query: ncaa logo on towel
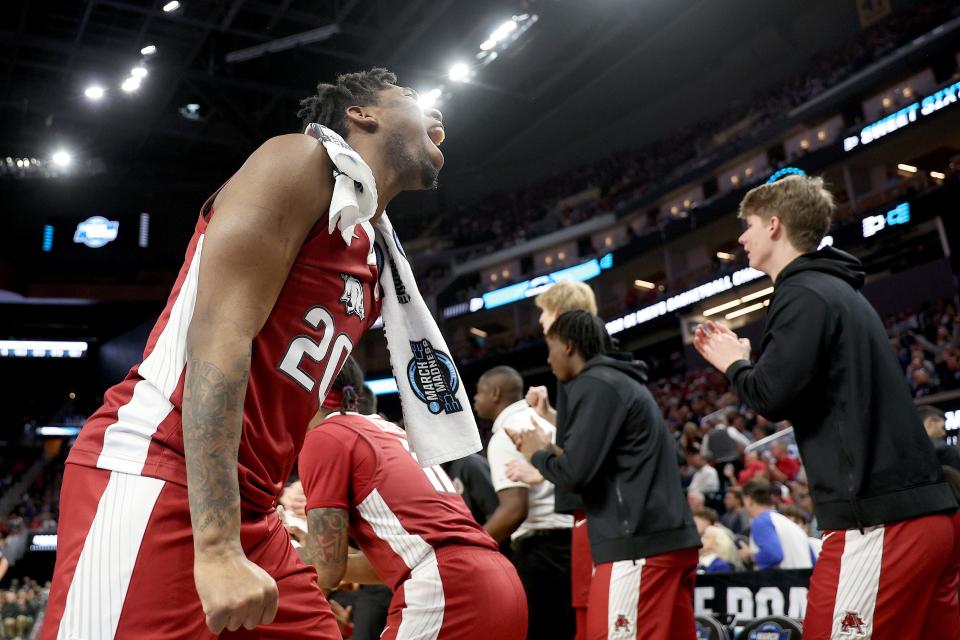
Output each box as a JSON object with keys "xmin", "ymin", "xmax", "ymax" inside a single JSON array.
[
  {"xmin": 340, "ymin": 274, "xmax": 365, "ymax": 321},
  {"xmin": 407, "ymin": 339, "xmax": 463, "ymax": 415},
  {"xmin": 748, "ymin": 622, "xmax": 790, "ymax": 640}
]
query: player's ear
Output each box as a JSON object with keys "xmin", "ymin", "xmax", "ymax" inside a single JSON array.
[
  {"xmin": 768, "ymin": 215, "xmax": 782, "ymax": 238},
  {"xmin": 345, "ymin": 105, "xmax": 379, "ymax": 134}
]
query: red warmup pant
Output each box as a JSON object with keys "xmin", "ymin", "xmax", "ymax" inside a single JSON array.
[
  {"xmin": 803, "ymin": 510, "xmax": 960, "ymax": 640},
  {"xmin": 42, "ymin": 464, "xmax": 340, "ymax": 640},
  {"xmin": 571, "ymin": 511, "xmax": 593, "ymax": 640},
  {"xmin": 379, "ymin": 545, "xmax": 528, "ymax": 640},
  {"xmin": 587, "ymin": 547, "xmax": 698, "ymax": 640}
]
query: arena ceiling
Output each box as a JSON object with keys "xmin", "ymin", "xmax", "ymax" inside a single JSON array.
[{"xmin": 1, "ymin": 0, "xmax": 886, "ymax": 211}]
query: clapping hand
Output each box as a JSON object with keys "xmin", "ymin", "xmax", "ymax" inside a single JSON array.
[
  {"xmin": 506, "ymin": 416, "xmax": 553, "ymax": 460},
  {"xmin": 505, "ymin": 459, "xmax": 545, "ymax": 485},
  {"xmin": 693, "ymin": 321, "xmax": 751, "ymax": 373}
]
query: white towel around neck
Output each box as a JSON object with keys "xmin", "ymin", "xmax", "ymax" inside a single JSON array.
[{"xmin": 305, "ymin": 123, "xmax": 481, "ymax": 465}]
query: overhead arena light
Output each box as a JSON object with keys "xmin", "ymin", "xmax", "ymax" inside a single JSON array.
[
  {"xmin": 418, "ymin": 88, "xmax": 442, "ymax": 109},
  {"xmin": 51, "ymin": 150, "xmax": 71, "ymax": 167},
  {"xmin": 140, "ymin": 44, "xmax": 157, "ymax": 55},
  {"xmin": 448, "ymin": 63, "xmax": 470, "ymax": 82},
  {"xmin": 931, "ymin": 171, "xmax": 946, "ymax": 180},
  {"xmin": 633, "ymin": 279, "xmax": 656, "ymax": 290},
  {"xmin": 121, "ymin": 77, "xmax": 141, "ymax": 93},
  {"xmin": 0, "ymin": 340, "xmax": 88, "ymax": 358},
  {"xmin": 84, "ymin": 85, "xmax": 105, "ymax": 101},
  {"xmin": 162, "ymin": 1, "xmax": 181, "ymax": 12},
  {"xmin": 130, "ymin": 66, "xmax": 148, "ymax": 78},
  {"xmin": 897, "ymin": 163, "xmax": 917, "ymax": 173},
  {"xmin": 179, "ymin": 103, "xmax": 202, "ymax": 121},
  {"xmin": 490, "ymin": 19, "xmax": 518, "ymax": 42},
  {"xmin": 469, "ymin": 327, "xmax": 488, "ymax": 338},
  {"xmin": 725, "ymin": 299, "xmax": 770, "ymax": 320},
  {"xmin": 716, "ymin": 251, "xmax": 735, "ymax": 261}
]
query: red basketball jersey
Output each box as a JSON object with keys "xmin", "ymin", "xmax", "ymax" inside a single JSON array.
[
  {"xmin": 299, "ymin": 413, "xmax": 498, "ymax": 590},
  {"xmin": 68, "ymin": 202, "xmax": 382, "ymax": 515}
]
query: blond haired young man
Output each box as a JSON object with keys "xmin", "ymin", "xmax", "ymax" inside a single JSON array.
[{"xmin": 695, "ymin": 175, "xmax": 959, "ymax": 639}]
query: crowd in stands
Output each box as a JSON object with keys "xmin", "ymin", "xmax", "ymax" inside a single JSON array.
[
  {"xmin": 887, "ymin": 299, "xmax": 960, "ymax": 397},
  {"xmin": 415, "ymin": 0, "xmax": 957, "ymax": 266},
  {"xmin": 0, "ymin": 578, "xmax": 47, "ymax": 640}
]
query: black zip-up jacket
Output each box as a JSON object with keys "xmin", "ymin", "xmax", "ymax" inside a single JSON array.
[
  {"xmin": 727, "ymin": 247, "xmax": 956, "ymax": 531},
  {"xmin": 531, "ymin": 355, "xmax": 700, "ymax": 563}
]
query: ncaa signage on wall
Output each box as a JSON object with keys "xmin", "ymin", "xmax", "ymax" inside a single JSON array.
[
  {"xmin": 843, "ymin": 80, "xmax": 960, "ymax": 152},
  {"xmin": 73, "ymin": 216, "xmax": 119, "ymax": 248}
]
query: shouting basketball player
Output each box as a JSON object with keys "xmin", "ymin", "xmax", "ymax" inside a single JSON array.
[
  {"xmin": 694, "ymin": 175, "xmax": 960, "ymax": 639},
  {"xmin": 295, "ymin": 357, "xmax": 528, "ymax": 640},
  {"xmin": 43, "ymin": 68, "xmax": 446, "ymax": 639}
]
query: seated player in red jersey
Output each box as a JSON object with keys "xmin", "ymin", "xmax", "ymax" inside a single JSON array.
[
  {"xmin": 43, "ymin": 68, "xmax": 446, "ymax": 640},
  {"xmin": 296, "ymin": 357, "xmax": 528, "ymax": 640}
]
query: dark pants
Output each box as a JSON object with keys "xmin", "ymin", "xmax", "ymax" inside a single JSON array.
[
  {"xmin": 512, "ymin": 528, "xmax": 575, "ymax": 640},
  {"xmin": 351, "ymin": 585, "xmax": 393, "ymax": 640}
]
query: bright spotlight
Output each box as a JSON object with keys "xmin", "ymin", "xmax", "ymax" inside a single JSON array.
[
  {"xmin": 52, "ymin": 150, "xmax": 72, "ymax": 167},
  {"xmin": 84, "ymin": 85, "xmax": 105, "ymax": 100},
  {"xmin": 140, "ymin": 44, "xmax": 157, "ymax": 55},
  {"xmin": 162, "ymin": 1, "xmax": 181, "ymax": 12},
  {"xmin": 448, "ymin": 63, "xmax": 469, "ymax": 82},
  {"xmin": 131, "ymin": 66, "xmax": 148, "ymax": 78},
  {"xmin": 490, "ymin": 19, "xmax": 517, "ymax": 42},
  {"xmin": 480, "ymin": 39, "xmax": 496, "ymax": 51},
  {"xmin": 121, "ymin": 77, "xmax": 141, "ymax": 93},
  {"xmin": 418, "ymin": 88, "xmax": 442, "ymax": 109}
]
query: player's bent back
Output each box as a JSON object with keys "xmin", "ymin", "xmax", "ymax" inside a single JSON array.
[{"xmin": 299, "ymin": 412, "xmax": 528, "ymax": 639}]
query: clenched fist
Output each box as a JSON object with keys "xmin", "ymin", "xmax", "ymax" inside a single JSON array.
[{"xmin": 195, "ymin": 549, "xmax": 279, "ymax": 633}]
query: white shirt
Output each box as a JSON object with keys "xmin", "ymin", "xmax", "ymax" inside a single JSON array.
[
  {"xmin": 688, "ymin": 464, "xmax": 720, "ymax": 495},
  {"xmin": 488, "ymin": 400, "xmax": 573, "ymax": 540}
]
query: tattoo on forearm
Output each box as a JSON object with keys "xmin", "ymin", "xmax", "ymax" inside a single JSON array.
[
  {"xmin": 183, "ymin": 355, "xmax": 250, "ymax": 543},
  {"xmin": 303, "ymin": 508, "xmax": 349, "ymax": 571}
]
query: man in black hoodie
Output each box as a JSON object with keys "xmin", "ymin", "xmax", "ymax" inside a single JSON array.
[
  {"xmin": 511, "ymin": 310, "xmax": 700, "ymax": 640},
  {"xmin": 694, "ymin": 175, "xmax": 960, "ymax": 639}
]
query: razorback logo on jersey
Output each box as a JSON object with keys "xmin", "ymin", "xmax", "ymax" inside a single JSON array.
[
  {"xmin": 614, "ymin": 614, "xmax": 631, "ymax": 633},
  {"xmin": 340, "ymin": 273, "xmax": 365, "ymax": 320},
  {"xmin": 840, "ymin": 611, "xmax": 866, "ymax": 635}
]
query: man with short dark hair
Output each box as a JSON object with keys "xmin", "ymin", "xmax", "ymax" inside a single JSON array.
[
  {"xmin": 695, "ymin": 175, "xmax": 960, "ymax": 639},
  {"xmin": 720, "ymin": 488, "xmax": 750, "ymax": 536},
  {"xmin": 512, "ymin": 311, "xmax": 700, "ymax": 640},
  {"xmin": 474, "ymin": 365, "xmax": 574, "ymax": 640}
]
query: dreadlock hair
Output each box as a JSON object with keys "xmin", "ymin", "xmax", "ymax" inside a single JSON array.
[
  {"xmin": 331, "ymin": 356, "xmax": 365, "ymax": 414},
  {"xmin": 357, "ymin": 383, "xmax": 377, "ymax": 415},
  {"xmin": 297, "ymin": 68, "xmax": 398, "ymax": 138},
  {"xmin": 546, "ymin": 310, "xmax": 613, "ymax": 361}
]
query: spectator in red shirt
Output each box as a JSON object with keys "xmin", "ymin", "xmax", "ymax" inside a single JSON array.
[
  {"xmin": 769, "ymin": 442, "xmax": 801, "ymax": 482},
  {"xmin": 737, "ymin": 450, "xmax": 769, "ymax": 485}
]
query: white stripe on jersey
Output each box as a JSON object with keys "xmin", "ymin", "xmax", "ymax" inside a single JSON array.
[
  {"xmin": 97, "ymin": 235, "xmax": 204, "ymax": 474},
  {"xmin": 395, "ymin": 551, "xmax": 444, "ymax": 640},
  {"xmin": 357, "ymin": 487, "xmax": 433, "ymax": 571},
  {"xmin": 357, "ymin": 488, "xmax": 445, "ymax": 638},
  {"xmin": 830, "ymin": 525, "xmax": 884, "ymax": 639},
  {"xmin": 608, "ymin": 559, "xmax": 644, "ymax": 639},
  {"xmin": 57, "ymin": 472, "xmax": 165, "ymax": 640}
]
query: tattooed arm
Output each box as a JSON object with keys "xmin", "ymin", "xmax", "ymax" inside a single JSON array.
[
  {"xmin": 184, "ymin": 134, "xmax": 334, "ymax": 634},
  {"xmin": 300, "ymin": 508, "xmax": 350, "ymax": 590}
]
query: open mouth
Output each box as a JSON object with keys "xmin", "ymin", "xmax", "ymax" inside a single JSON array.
[{"xmin": 428, "ymin": 124, "xmax": 445, "ymax": 147}]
